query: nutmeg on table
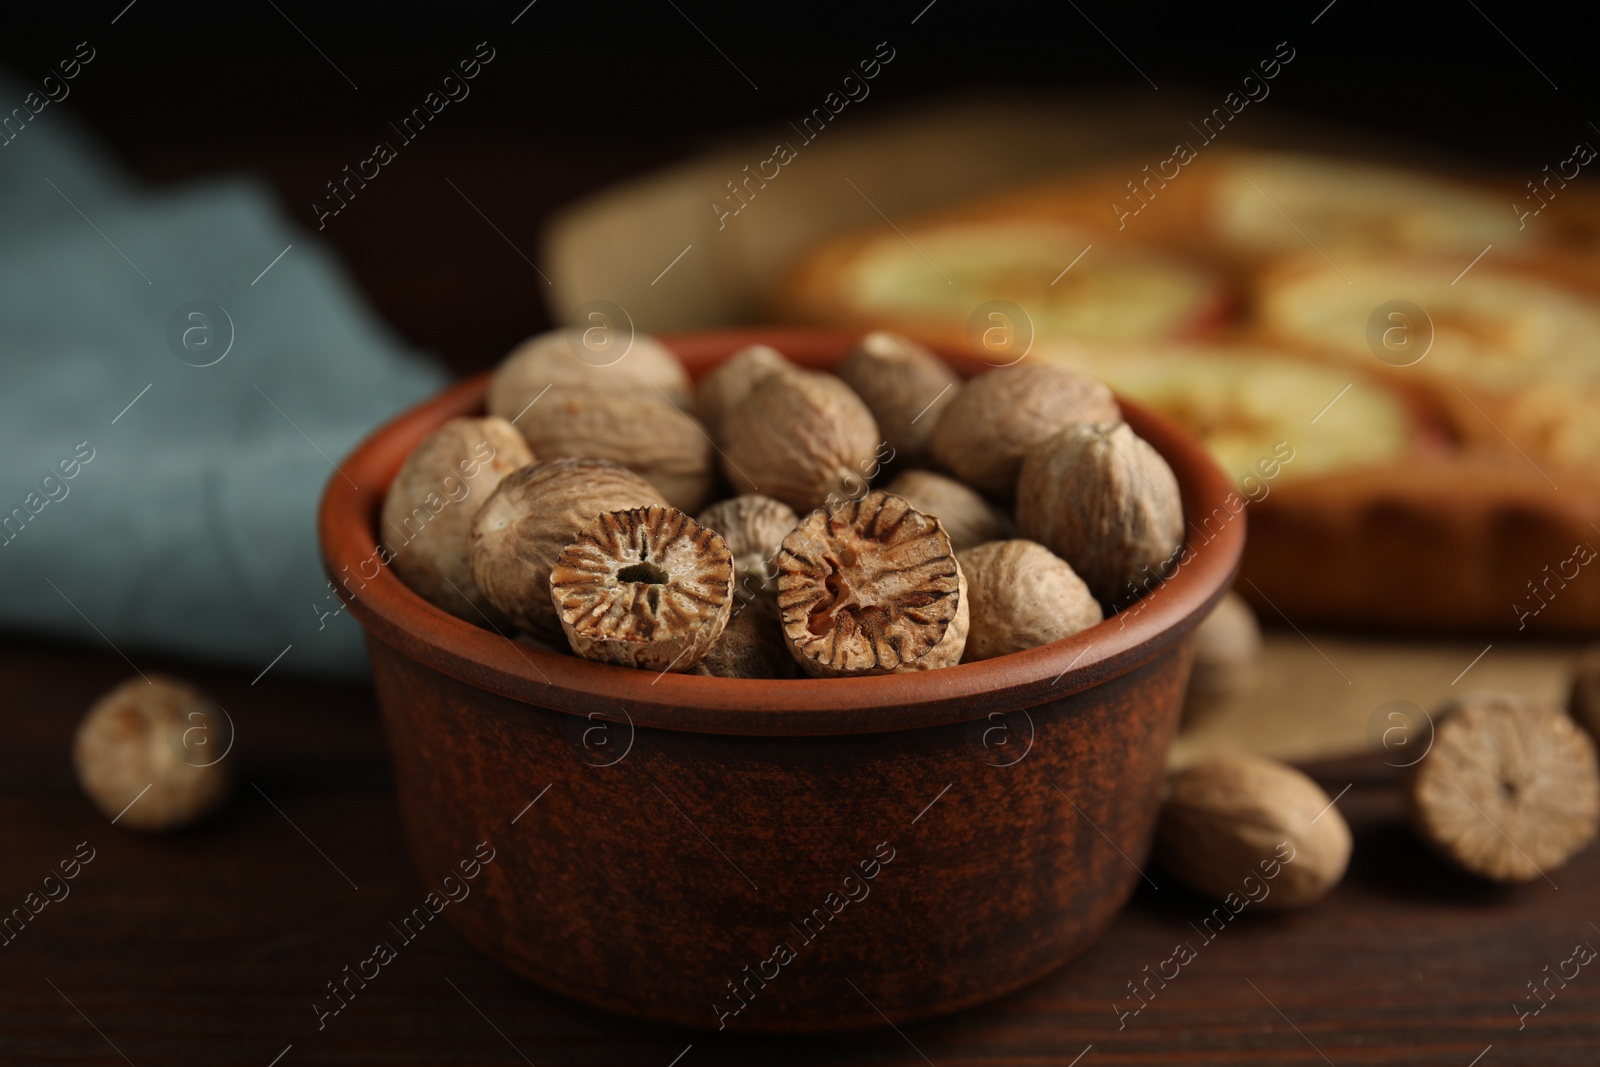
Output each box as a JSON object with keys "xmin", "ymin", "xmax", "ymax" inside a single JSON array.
[
  {"xmin": 1408, "ymin": 692, "xmax": 1599, "ymax": 883},
  {"xmin": 74, "ymin": 676, "xmax": 234, "ymax": 832},
  {"xmin": 1156, "ymin": 754, "xmax": 1351, "ymax": 910}
]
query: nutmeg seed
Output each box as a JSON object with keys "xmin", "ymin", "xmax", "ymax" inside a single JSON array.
[
  {"xmin": 1016, "ymin": 420, "xmax": 1184, "ymax": 607},
  {"xmin": 691, "ymin": 599, "xmax": 802, "ymax": 679},
  {"xmin": 885, "ymin": 469, "xmax": 1015, "ymax": 551},
  {"xmin": 73, "ymin": 676, "xmax": 234, "ymax": 832},
  {"xmin": 776, "ymin": 490, "xmax": 967, "ymax": 676},
  {"xmin": 381, "ymin": 416, "xmax": 533, "ymax": 621},
  {"xmin": 837, "ymin": 331, "xmax": 961, "ymax": 465},
  {"xmin": 929, "ymin": 363, "xmax": 1119, "ymax": 499},
  {"xmin": 720, "ymin": 368, "xmax": 880, "ymax": 512},
  {"xmin": 550, "ymin": 506, "xmax": 734, "ymax": 672},
  {"xmin": 510, "ymin": 387, "xmax": 714, "ymax": 513},
  {"xmin": 469, "ymin": 458, "xmax": 668, "ymax": 641},
  {"xmin": 1409, "ymin": 693, "xmax": 1600, "ymax": 883},
  {"xmin": 1156, "ymin": 755, "xmax": 1352, "ymax": 910},
  {"xmin": 697, "ymin": 494, "xmax": 799, "ymax": 606},
  {"xmin": 488, "ymin": 328, "xmax": 693, "ymax": 417},
  {"xmin": 956, "ymin": 540, "xmax": 1102, "ymax": 661},
  {"xmin": 1187, "ymin": 591, "xmax": 1262, "ymax": 698},
  {"xmin": 696, "ymin": 344, "xmax": 793, "ymax": 442}
]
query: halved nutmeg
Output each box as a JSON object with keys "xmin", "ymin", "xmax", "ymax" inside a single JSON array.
[
  {"xmin": 469, "ymin": 458, "xmax": 667, "ymax": 642},
  {"xmin": 776, "ymin": 490, "xmax": 967, "ymax": 677},
  {"xmin": 1408, "ymin": 693, "xmax": 1600, "ymax": 883},
  {"xmin": 550, "ymin": 506, "xmax": 735, "ymax": 672}
]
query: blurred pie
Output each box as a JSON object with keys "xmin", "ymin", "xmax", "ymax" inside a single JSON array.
[
  {"xmin": 859, "ymin": 150, "xmax": 1536, "ymax": 269},
  {"xmin": 1039, "ymin": 342, "xmax": 1422, "ymax": 488},
  {"xmin": 1191, "ymin": 151, "xmax": 1532, "ymax": 263},
  {"xmin": 773, "ymin": 217, "xmax": 1227, "ymax": 349},
  {"xmin": 1242, "ymin": 451, "xmax": 1600, "ymax": 634},
  {"xmin": 771, "ymin": 149, "xmax": 1600, "ymax": 634},
  {"xmin": 1255, "ymin": 254, "xmax": 1600, "ymax": 472}
]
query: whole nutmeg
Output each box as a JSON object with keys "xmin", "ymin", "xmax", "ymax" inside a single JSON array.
[
  {"xmin": 776, "ymin": 490, "xmax": 967, "ymax": 676},
  {"xmin": 1016, "ymin": 420, "xmax": 1184, "ymax": 607},
  {"xmin": 549, "ymin": 506, "xmax": 734, "ymax": 672},
  {"xmin": 1187, "ymin": 591, "xmax": 1263, "ymax": 697},
  {"xmin": 692, "ymin": 600, "xmax": 802, "ymax": 679},
  {"xmin": 929, "ymin": 364, "xmax": 1119, "ymax": 499},
  {"xmin": 837, "ymin": 331, "xmax": 961, "ymax": 465},
  {"xmin": 488, "ymin": 328, "xmax": 693, "ymax": 418},
  {"xmin": 1570, "ymin": 644, "xmax": 1600, "ymax": 744},
  {"xmin": 73, "ymin": 676, "xmax": 234, "ymax": 832},
  {"xmin": 696, "ymin": 344, "xmax": 793, "ymax": 442},
  {"xmin": 1409, "ymin": 693, "xmax": 1599, "ymax": 883},
  {"xmin": 956, "ymin": 540, "xmax": 1102, "ymax": 661},
  {"xmin": 696, "ymin": 494, "xmax": 799, "ymax": 605},
  {"xmin": 885, "ymin": 469, "xmax": 1015, "ymax": 551},
  {"xmin": 511, "ymin": 387, "xmax": 714, "ymax": 513},
  {"xmin": 1156, "ymin": 755, "xmax": 1352, "ymax": 910},
  {"xmin": 380, "ymin": 416, "xmax": 533, "ymax": 621},
  {"xmin": 720, "ymin": 369, "xmax": 881, "ymax": 512},
  {"xmin": 469, "ymin": 458, "xmax": 668, "ymax": 640}
]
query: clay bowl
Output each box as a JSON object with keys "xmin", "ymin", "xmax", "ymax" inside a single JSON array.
[{"xmin": 318, "ymin": 327, "xmax": 1245, "ymax": 1034}]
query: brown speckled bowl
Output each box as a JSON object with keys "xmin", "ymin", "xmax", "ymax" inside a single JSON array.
[{"xmin": 318, "ymin": 328, "xmax": 1245, "ymax": 1033}]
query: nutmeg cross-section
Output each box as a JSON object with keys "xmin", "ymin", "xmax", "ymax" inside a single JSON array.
[
  {"xmin": 777, "ymin": 490, "xmax": 968, "ymax": 677},
  {"xmin": 550, "ymin": 506, "xmax": 734, "ymax": 672}
]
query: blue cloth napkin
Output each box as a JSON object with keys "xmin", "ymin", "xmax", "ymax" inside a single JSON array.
[{"xmin": 0, "ymin": 74, "xmax": 448, "ymax": 678}]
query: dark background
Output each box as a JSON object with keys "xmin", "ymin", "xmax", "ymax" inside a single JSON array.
[{"xmin": 3, "ymin": 0, "xmax": 1594, "ymax": 369}]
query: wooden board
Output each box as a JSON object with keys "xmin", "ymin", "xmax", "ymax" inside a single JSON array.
[
  {"xmin": 4, "ymin": 638, "xmax": 1597, "ymax": 1066},
  {"xmin": 541, "ymin": 95, "xmax": 1407, "ymax": 334},
  {"xmin": 1172, "ymin": 631, "xmax": 1591, "ymax": 767}
]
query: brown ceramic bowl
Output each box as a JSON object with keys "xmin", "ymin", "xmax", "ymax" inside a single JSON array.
[{"xmin": 318, "ymin": 327, "xmax": 1245, "ymax": 1034}]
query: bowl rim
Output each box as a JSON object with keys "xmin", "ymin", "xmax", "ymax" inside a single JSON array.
[{"xmin": 318, "ymin": 327, "xmax": 1245, "ymax": 737}]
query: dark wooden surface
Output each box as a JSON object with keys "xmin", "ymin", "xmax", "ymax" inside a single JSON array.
[{"xmin": 3, "ymin": 637, "xmax": 1598, "ymax": 1065}]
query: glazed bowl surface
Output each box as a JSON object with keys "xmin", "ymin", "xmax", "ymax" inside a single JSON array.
[{"xmin": 317, "ymin": 327, "xmax": 1245, "ymax": 1033}]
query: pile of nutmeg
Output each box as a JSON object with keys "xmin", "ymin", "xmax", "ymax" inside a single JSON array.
[{"xmin": 383, "ymin": 328, "xmax": 1184, "ymax": 678}]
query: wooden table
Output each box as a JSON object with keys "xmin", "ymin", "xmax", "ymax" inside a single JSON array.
[{"xmin": 4, "ymin": 638, "xmax": 1596, "ymax": 1066}]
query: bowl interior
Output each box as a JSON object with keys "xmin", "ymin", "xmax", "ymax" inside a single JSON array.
[{"xmin": 318, "ymin": 328, "xmax": 1245, "ymax": 736}]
